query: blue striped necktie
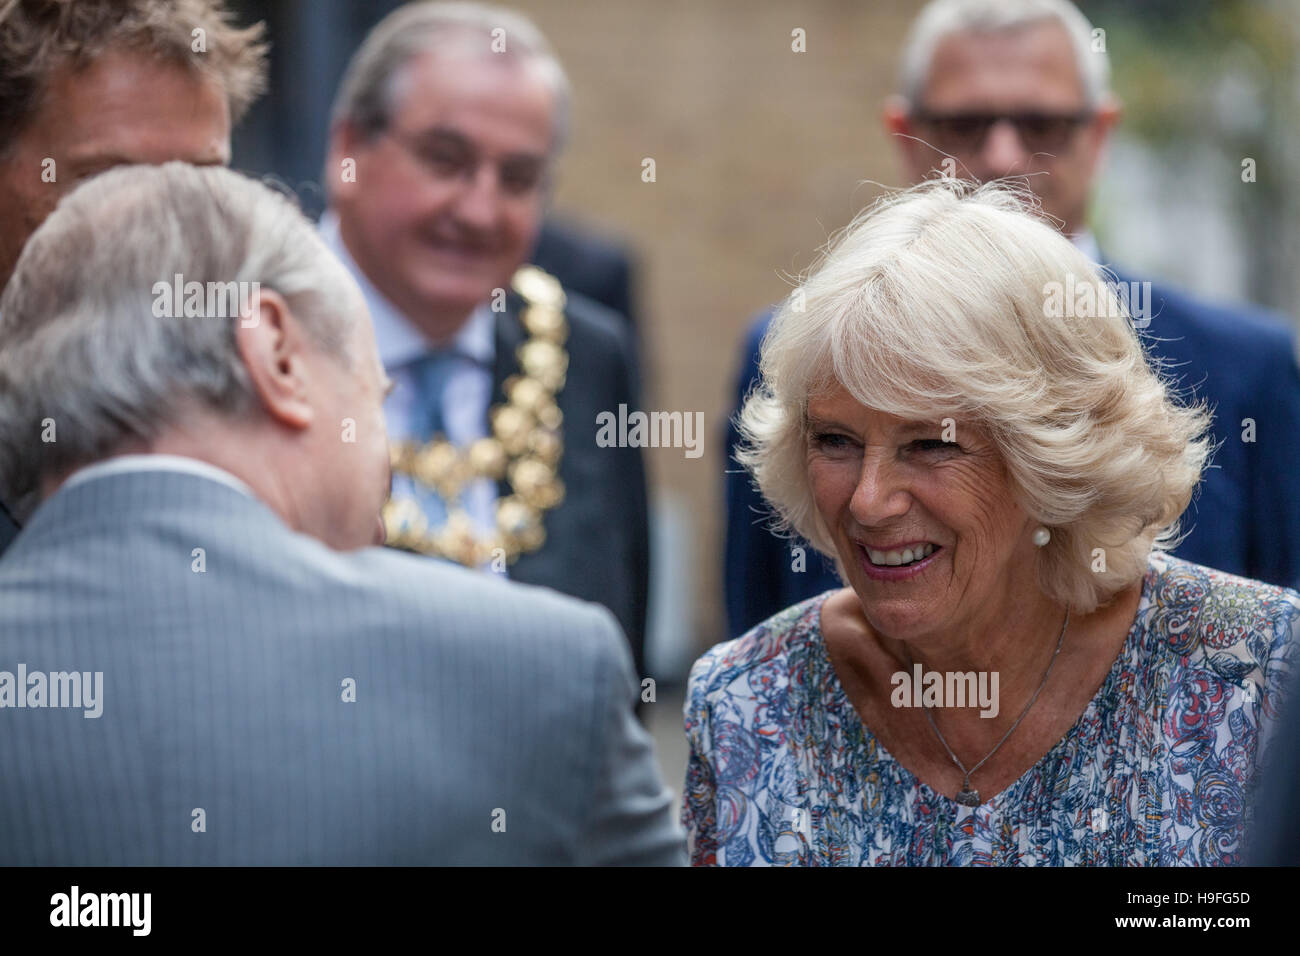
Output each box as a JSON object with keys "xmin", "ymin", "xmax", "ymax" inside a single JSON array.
[
  {"xmin": 406, "ymin": 349, "xmax": 465, "ymax": 529},
  {"xmin": 412, "ymin": 349, "xmax": 462, "ymax": 441}
]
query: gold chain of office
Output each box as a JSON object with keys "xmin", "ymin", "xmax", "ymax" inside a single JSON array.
[{"xmin": 381, "ymin": 265, "xmax": 569, "ymax": 567}]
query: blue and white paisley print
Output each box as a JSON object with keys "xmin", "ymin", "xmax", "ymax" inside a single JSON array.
[{"xmin": 682, "ymin": 554, "xmax": 1298, "ymax": 866}]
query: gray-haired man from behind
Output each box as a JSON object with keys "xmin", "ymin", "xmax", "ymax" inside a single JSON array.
[{"xmin": 0, "ymin": 162, "xmax": 685, "ymax": 866}]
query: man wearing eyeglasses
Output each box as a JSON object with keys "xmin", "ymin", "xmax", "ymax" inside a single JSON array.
[
  {"xmin": 320, "ymin": 2, "xmax": 649, "ymax": 676},
  {"xmin": 884, "ymin": 0, "xmax": 1117, "ymax": 250},
  {"xmin": 724, "ymin": 0, "xmax": 1300, "ymax": 637}
]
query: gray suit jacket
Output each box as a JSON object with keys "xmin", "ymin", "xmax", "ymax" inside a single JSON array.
[{"xmin": 0, "ymin": 468, "xmax": 685, "ymax": 865}]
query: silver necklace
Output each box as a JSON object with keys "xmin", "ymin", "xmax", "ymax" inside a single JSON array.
[{"xmin": 912, "ymin": 609, "xmax": 1069, "ymax": 807}]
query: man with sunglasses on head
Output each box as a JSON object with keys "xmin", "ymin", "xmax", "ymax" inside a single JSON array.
[{"xmin": 724, "ymin": 0, "xmax": 1300, "ymax": 637}]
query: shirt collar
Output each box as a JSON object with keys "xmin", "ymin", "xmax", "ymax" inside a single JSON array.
[
  {"xmin": 318, "ymin": 210, "xmax": 495, "ymax": 371},
  {"xmin": 62, "ymin": 454, "xmax": 256, "ymax": 498},
  {"xmin": 1071, "ymin": 229, "xmax": 1102, "ymax": 265}
]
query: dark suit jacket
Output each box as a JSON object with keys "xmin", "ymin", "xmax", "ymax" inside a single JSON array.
[
  {"xmin": 725, "ymin": 276, "xmax": 1300, "ymax": 638},
  {"xmin": 497, "ymin": 289, "xmax": 651, "ymax": 678},
  {"xmin": 532, "ymin": 218, "xmax": 637, "ymax": 331},
  {"xmin": 1249, "ymin": 670, "xmax": 1300, "ymax": 865},
  {"xmin": 532, "ymin": 219, "xmax": 644, "ymax": 389}
]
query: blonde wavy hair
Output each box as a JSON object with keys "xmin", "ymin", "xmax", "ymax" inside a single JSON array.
[{"xmin": 737, "ymin": 178, "xmax": 1213, "ymax": 613}]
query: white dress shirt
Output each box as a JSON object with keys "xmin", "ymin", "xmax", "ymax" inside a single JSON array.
[{"xmin": 1071, "ymin": 229, "xmax": 1102, "ymax": 265}]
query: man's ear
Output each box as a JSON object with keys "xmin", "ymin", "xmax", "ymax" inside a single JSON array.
[
  {"xmin": 1092, "ymin": 92, "xmax": 1123, "ymax": 137},
  {"xmin": 882, "ymin": 94, "xmax": 930, "ymax": 183},
  {"xmin": 235, "ymin": 289, "xmax": 315, "ymax": 431},
  {"xmin": 1082, "ymin": 92, "xmax": 1122, "ymax": 179}
]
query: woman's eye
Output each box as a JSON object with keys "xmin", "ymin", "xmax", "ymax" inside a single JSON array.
[
  {"xmin": 812, "ymin": 432, "xmax": 852, "ymax": 450},
  {"xmin": 913, "ymin": 438, "xmax": 958, "ymax": 452}
]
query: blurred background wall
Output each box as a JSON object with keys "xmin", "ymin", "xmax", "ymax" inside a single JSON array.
[{"xmin": 228, "ymin": 0, "xmax": 1300, "ymax": 678}]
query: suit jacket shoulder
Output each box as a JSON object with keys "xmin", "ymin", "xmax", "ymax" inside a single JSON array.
[
  {"xmin": 532, "ymin": 219, "xmax": 636, "ymax": 327},
  {"xmin": 493, "ymin": 287, "xmax": 651, "ymax": 671},
  {"xmin": 0, "ymin": 471, "xmax": 681, "ymax": 864},
  {"xmin": 1135, "ymin": 279, "xmax": 1298, "ymax": 383},
  {"xmin": 561, "ymin": 289, "xmax": 642, "ymax": 404}
]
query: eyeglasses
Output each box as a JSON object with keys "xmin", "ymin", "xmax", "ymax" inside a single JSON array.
[
  {"xmin": 910, "ymin": 110, "xmax": 1095, "ymax": 155},
  {"xmin": 382, "ymin": 126, "xmax": 550, "ymax": 200}
]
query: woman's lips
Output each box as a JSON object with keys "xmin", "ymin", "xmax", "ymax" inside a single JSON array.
[{"xmin": 857, "ymin": 542, "xmax": 942, "ymax": 581}]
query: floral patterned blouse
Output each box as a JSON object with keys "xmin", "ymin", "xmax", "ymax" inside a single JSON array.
[{"xmin": 682, "ymin": 553, "xmax": 1298, "ymax": 866}]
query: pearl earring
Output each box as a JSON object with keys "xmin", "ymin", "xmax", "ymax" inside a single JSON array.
[{"xmin": 1032, "ymin": 526, "xmax": 1051, "ymax": 547}]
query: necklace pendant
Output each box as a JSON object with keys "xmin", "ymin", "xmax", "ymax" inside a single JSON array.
[{"xmin": 955, "ymin": 784, "xmax": 981, "ymax": 807}]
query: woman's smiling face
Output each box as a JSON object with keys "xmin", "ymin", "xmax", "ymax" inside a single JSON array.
[{"xmin": 805, "ymin": 383, "xmax": 1040, "ymax": 642}]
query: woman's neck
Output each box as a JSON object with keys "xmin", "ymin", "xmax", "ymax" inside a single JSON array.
[{"xmin": 821, "ymin": 578, "xmax": 1142, "ymax": 759}]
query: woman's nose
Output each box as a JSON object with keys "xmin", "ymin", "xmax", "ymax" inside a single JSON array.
[{"xmin": 848, "ymin": 453, "xmax": 911, "ymax": 525}]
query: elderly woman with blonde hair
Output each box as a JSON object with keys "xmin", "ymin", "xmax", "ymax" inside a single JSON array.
[{"xmin": 684, "ymin": 179, "xmax": 1298, "ymax": 866}]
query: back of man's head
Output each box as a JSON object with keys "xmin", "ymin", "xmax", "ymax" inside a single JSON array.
[{"xmin": 0, "ymin": 163, "xmax": 363, "ymax": 524}]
